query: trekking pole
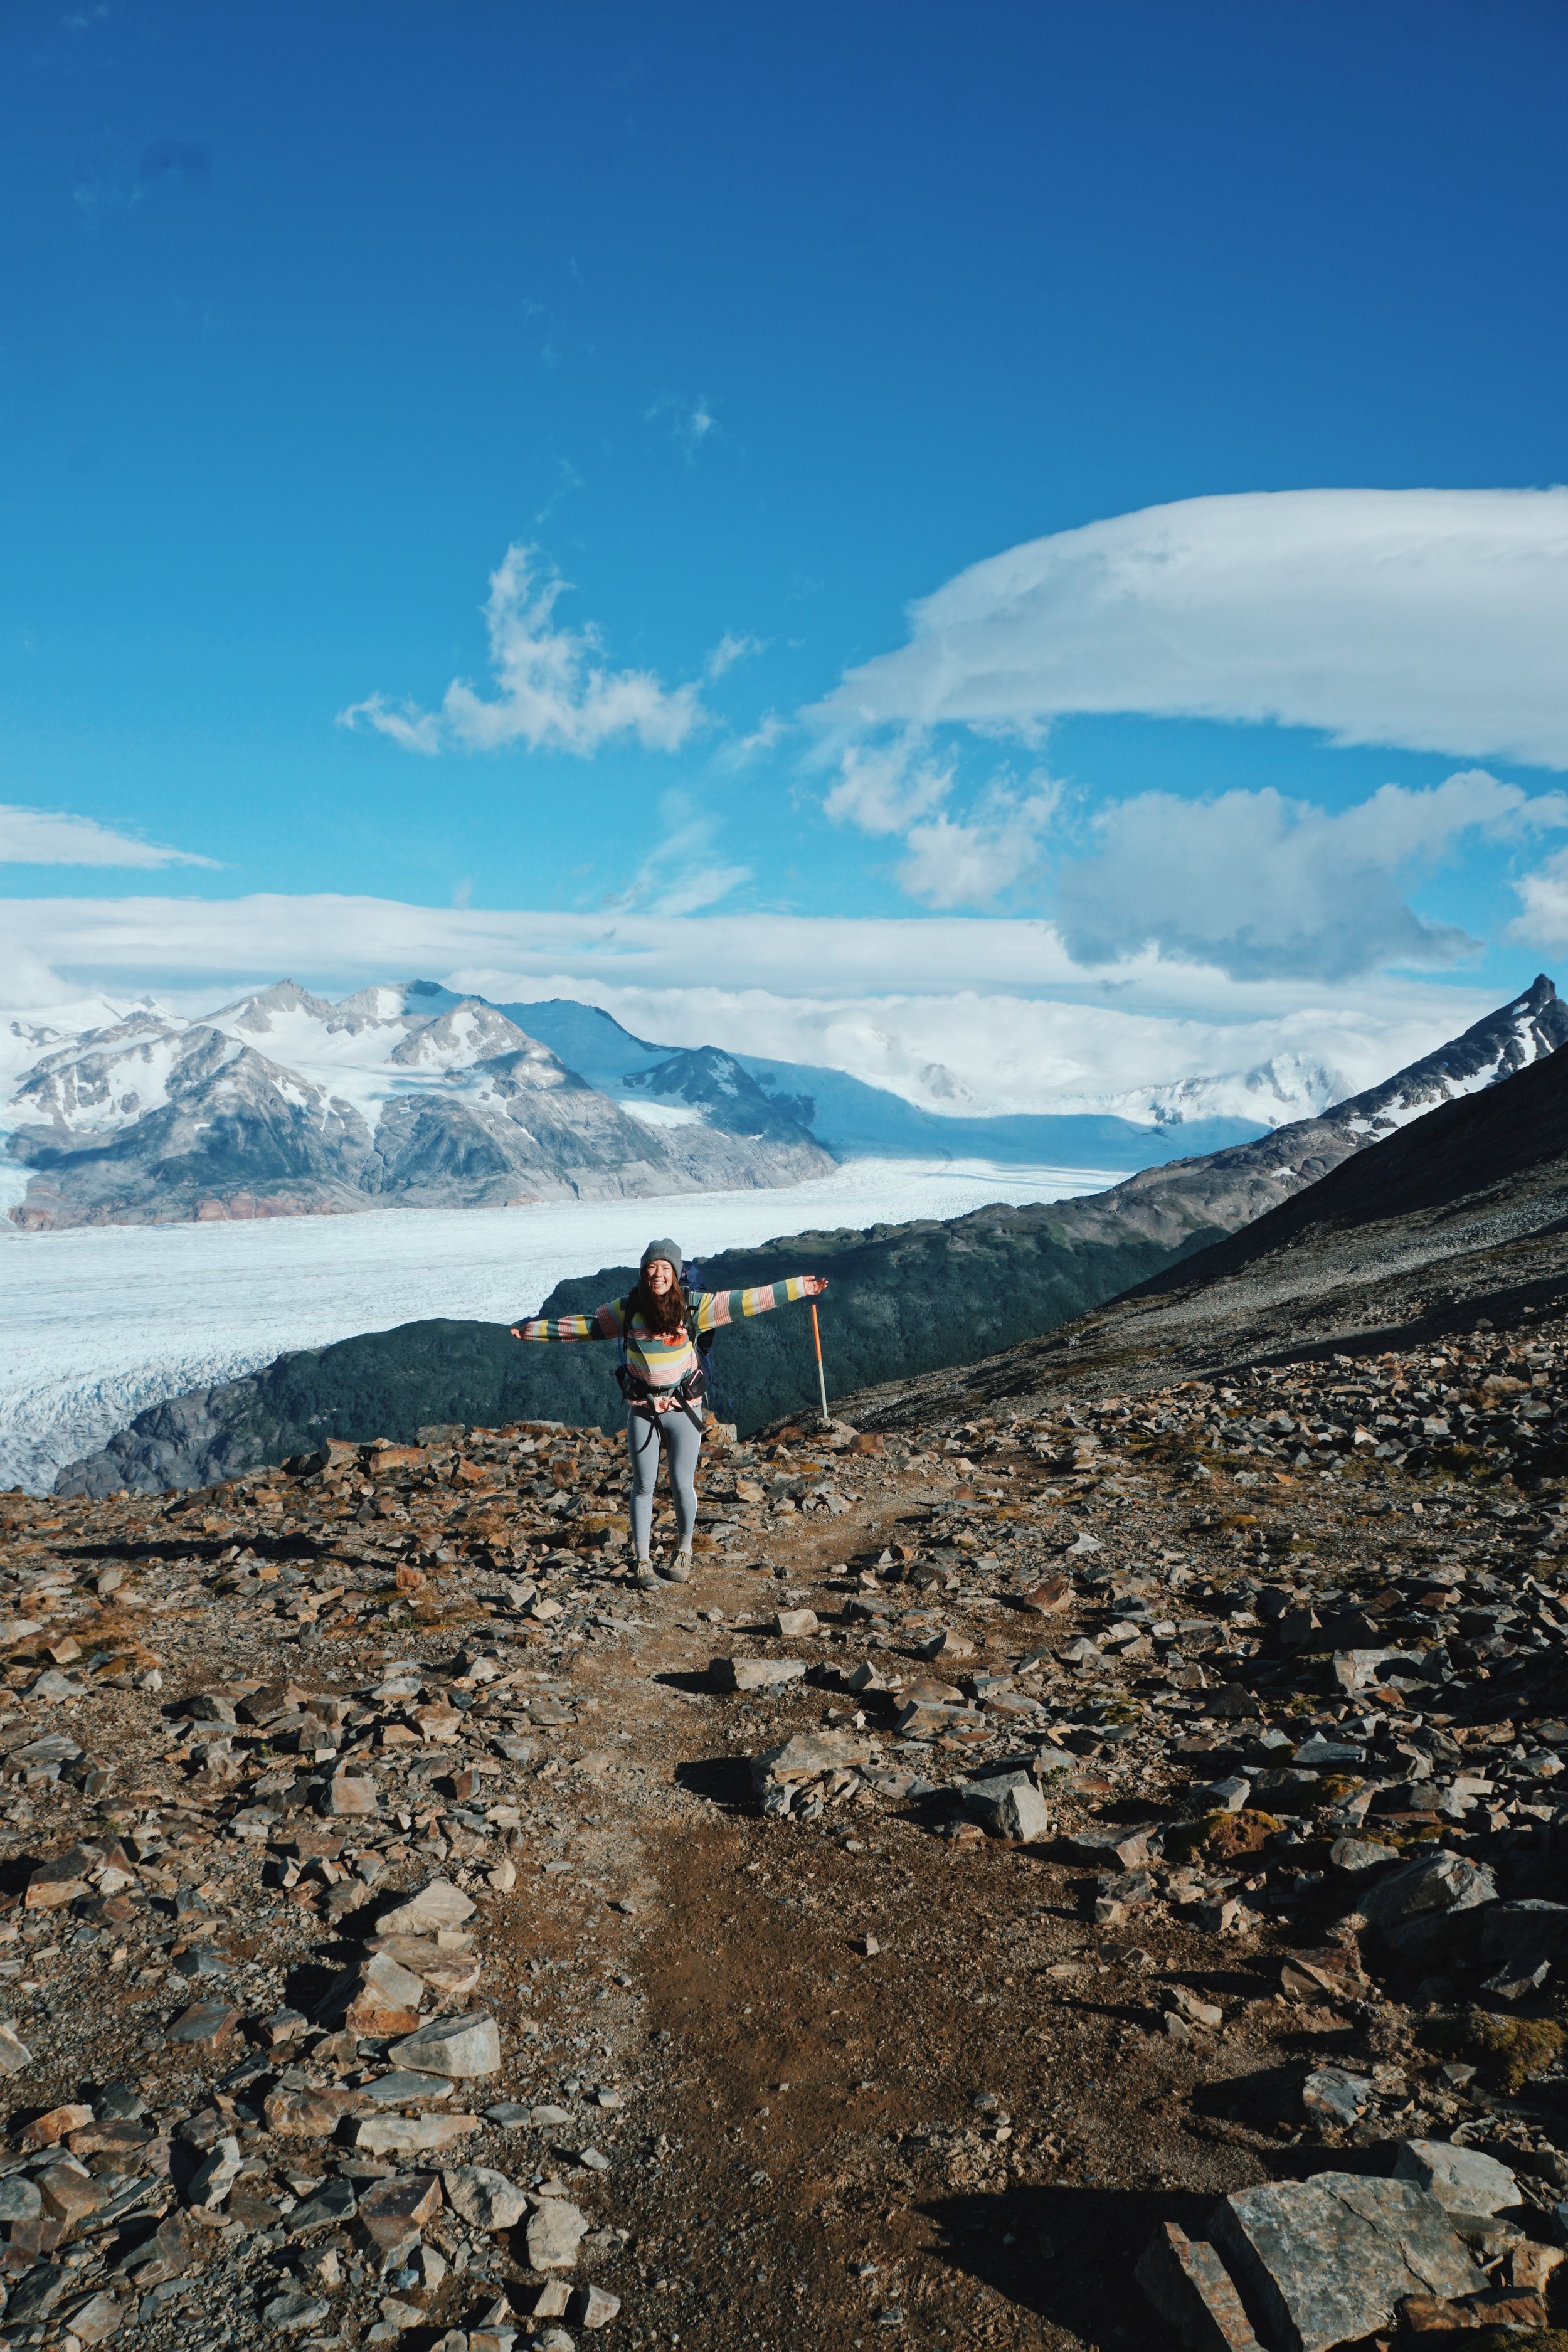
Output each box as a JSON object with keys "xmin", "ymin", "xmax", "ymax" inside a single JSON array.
[{"xmin": 810, "ymin": 1301, "xmax": 830, "ymax": 1426}]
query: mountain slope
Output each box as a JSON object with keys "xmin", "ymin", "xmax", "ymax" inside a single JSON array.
[
  {"xmin": 4, "ymin": 981, "xmax": 834, "ymax": 1229},
  {"xmin": 840, "ymin": 1011, "xmax": 1568, "ymax": 1429},
  {"xmin": 55, "ymin": 977, "xmax": 1565, "ymax": 1493}
]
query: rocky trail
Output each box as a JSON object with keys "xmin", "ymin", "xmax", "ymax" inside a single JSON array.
[{"xmin": 0, "ymin": 1311, "xmax": 1566, "ymax": 2352}]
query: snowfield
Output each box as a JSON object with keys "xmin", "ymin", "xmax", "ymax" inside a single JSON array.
[{"xmin": 2, "ymin": 1155, "xmax": 1119, "ymax": 1492}]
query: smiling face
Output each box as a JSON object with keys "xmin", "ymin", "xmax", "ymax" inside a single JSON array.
[{"xmin": 645, "ymin": 1258, "xmax": 677, "ymax": 1296}]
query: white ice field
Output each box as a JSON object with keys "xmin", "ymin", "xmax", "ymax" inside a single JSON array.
[{"xmin": 1, "ymin": 1155, "xmax": 1121, "ymax": 1493}]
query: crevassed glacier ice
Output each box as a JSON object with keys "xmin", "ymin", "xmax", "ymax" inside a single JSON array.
[{"xmin": 2, "ymin": 1156, "xmax": 1115, "ymax": 1491}]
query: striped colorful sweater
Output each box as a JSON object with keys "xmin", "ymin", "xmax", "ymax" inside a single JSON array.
[{"xmin": 518, "ymin": 1279, "xmax": 815, "ymax": 1394}]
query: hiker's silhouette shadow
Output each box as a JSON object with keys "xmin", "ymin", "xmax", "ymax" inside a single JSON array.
[
  {"xmin": 918, "ymin": 2183, "xmax": 1211, "ymax": 2338},
  {"xmin": 672, "ymin": 1754, "xmax": 755, "ymax": 1811}
]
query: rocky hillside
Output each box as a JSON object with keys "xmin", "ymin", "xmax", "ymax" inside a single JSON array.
[
  {"xmin": 1, "ymin": 1279, "xmax": 1566, "ymax": 2351},
  {"xmin": 55, "ymin": 980, "xmax": 1567, "ymax": 1497},
  {"xmin": 4, "ymin": 983, "xmax": 832, "ymax": 1231}
]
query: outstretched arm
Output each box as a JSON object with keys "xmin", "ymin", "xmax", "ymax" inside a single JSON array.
[
  {"xmin": 695, "ymin": 1273, "xmax": 827, "ymax": 1332},
  {"xmin": 511, "ymin": 1296, "xmax": 629, "ymax": 1343}
]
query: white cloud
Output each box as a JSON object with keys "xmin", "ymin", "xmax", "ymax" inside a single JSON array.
[
  {"xmin": 1057, "ymin": 770, "xmax": 1568, "ymax": 980},
  {"xmin": 898, "ymin": 785, "xmax": 1059, "ymax": 909},
  {"xmin": 340, "ymin": 543, "xmax": 706, "ymax": 758},
  {"xmin": 0, "ymin": 805, "xmax": 217, "ymax": 869},
  {"xmin": 824, "ymin": 733, "xmax": 955, "ymax": 836},
  {"xmin": 812, "ymin": 488, "xmax": 1568, "ymax": 767},
  {"xmin": 1512, "ymin": 848, "xmax": 1568, "ymax": 946},
  {"xmin": 718, "ymin": 711, "xmax": 790, "ymax": 768}
]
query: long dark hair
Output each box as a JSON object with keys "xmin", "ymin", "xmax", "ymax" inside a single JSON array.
[{"xmin": 630, "ymin": 1269, "xmax": 687, "ymax": 1335}]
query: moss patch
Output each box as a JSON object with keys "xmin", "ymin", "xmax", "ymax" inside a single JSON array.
[
  {"xmin": 1421, "ymin": 2008, "xmax": 1567, "ymax": 2092},
  {"xmin": 1168, "ymin": 1808, "xmax": 1283, "ymax": 1863}
]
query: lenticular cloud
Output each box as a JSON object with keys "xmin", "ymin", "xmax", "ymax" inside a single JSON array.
[{"xmin": 813, "ymin": 487, "xmax": 1568, "ymax": 768}]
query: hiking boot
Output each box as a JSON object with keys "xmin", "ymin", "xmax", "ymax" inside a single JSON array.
[
  {"xmin": 661, "ymin": 1551, "xmax": 692, "ymax": 1583},
  {"xmin": 633, "ymin": 1563, "xmax": 660, "ymax": 1590}
]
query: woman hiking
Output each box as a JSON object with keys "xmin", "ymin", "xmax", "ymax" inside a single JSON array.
[{"xmin": 511, "ymin": 1241, "xmax": 827, "ymax": 1587}]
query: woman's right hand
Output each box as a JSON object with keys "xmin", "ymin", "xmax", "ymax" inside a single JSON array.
[{"xmin": 509, "ymin": 1322, "xmax": 532, "ymax": 1341}]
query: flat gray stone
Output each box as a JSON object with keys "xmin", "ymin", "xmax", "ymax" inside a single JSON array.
[
  {"xmin": 362, "ymin": 2070, "xmax": 455, "ymax": 2108},
  {"xmin": 442, "ymin": 2164, "xmax": 527, "ymax": 2230},
  {"xmin": 1357, "ymin": 1849, "xmax": 1496, "ymax": 1959},
  {"xmin": 184, "ymin": 2133, "xmax": 242, "ymax": 2210},
  {"xmin": 527, "ymin": 2196, "xmax": 588, "ymax": 2270},
  {"xmin": 376, "ymin": 1878, "xmax": 477, "ymax": 1936},
  {"xmin": 287, "ymin": 2176, "xmax": 358, "ymax": 2232},
  {"xmin": 1210, "ymin": 2173, "xmax": 1486, "ymax": 2352},
  {"xmin": 712, "ymin": 1655, "xmax": 807, "ymax": 1692},
  {"xmin": 750, "ymin": 1729, "xmax": 871, "ymax": 1790},
  {"xmin": 388, "ymin": 2011, "xmax": 501, "ymax": 2079},
  {"xmin": 1393, "ymin": 2139, "xmax": 1519, "ymax": 2217},
  {"xmin": 263, "ymin": 2290, "xmax": 332, "ymax": 2332},
  {"xmin": 1136, "ymin": 2219, "xmax": 1265, "ymax": 2351},
  {"xmin": 1328, "ymin": 1836, "xmax": 1397, "ymax": 1874},
  {"xmin": 0, "ymin": 2175, "xmax": 43, "ymax": 2221},
  {"xmin": 1301, "ymin": 2068, "xmax": 1372, "ymax": 2126}
]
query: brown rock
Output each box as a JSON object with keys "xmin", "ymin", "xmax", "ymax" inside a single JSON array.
[
  {"xmin": 21, "ymin": 2104, "xmax": 94, "ymax": 2148},
  {"xmin": 24, "ymin": 1848, "xmax": 97, "ymax": 1910},
  {"xmin": 1019, "ymin": 1576, "xmax": 1072, "ymax": 1616},
  {"xmin": 320, "ymin": 1770, "xmax": 379, "ymax": 1817},
  {"xmin": 166, "ymin": 2001, "xmax": 241, "ymax": 2049},
  {"xmin": 263, "ymin": 2085, "xmax": 366, "ymax": 2138},
  {"xmin": 1401, "ymin": 2288, "xmax": 1548, "ymax": 2332},
  {"xmin": 38, "ymin": 2165, "xmax": 104, "ymax": 2225},
  {"xmin": 354, "ymin": 2170, "xmax": 443, "ymax": 2265}
]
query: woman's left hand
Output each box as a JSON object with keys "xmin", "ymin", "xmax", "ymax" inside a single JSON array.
[{"xmin": 803, "ymin": 1274, "xmax": 829, "ymax": 1297}]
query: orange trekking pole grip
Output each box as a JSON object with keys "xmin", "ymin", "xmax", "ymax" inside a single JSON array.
[{"xmin": 810, "ymin": 1300, "xmax": 830, "ymax": 1425}]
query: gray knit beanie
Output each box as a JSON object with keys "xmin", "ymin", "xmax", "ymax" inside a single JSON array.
[{"xmin": 640, "ymin": 1238, "xmax": 684, "ymax": 1276}]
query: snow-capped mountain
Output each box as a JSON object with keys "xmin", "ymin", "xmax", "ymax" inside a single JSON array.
[
  {"xmin": 2, "ymin": 981, "xmax": 832, "ymax": 1231},
  {"xmin": 6, "ymin": 972, "xmax": 1562, "ymax": 1232}
]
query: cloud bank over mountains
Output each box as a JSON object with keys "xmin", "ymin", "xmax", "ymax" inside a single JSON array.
[{"xmin": 0, "ymin": 886, "xmax": 1503, "ymax": 1129}]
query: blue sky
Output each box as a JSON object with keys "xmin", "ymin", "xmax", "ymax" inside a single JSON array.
[{"xmin": 4, "ymin": 0, "xmax": 1568, "ymax": 1101}]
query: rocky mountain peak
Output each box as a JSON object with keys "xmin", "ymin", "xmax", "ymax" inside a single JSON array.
[{"xmin": 1329, "ymin": 972, "xmax": 1567, "ymax": 1139}]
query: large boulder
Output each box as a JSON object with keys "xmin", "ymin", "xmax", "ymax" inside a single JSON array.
[
  {"xmin": 1357, "ymin": 1848, "xmax": 1496, "ymax": 1962},
  {"xmin": 1209, "ymin": 2173, "xmax": 1485, "ymax": 2352}
]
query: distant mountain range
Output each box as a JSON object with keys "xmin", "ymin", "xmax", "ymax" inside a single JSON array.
[
  {"xmin": 492, "ymin": 992, "xmax": 1265, "ymax": 1168},
  {"xmin": 8, "ymin": 971, "xmax": 1563, "ymax": 1235},
  {"xmin": 1, "ymin": 980, "xmax": 834, "ymax": 1230},
  {"xmin": 56, "ymin": 975, "xmax": 1568, "ymax": 1492}
]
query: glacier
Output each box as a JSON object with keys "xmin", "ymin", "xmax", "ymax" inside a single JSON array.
[{"xmin": 1, "ymin": 1154, "xmax": 1119, "ymax": 1492}]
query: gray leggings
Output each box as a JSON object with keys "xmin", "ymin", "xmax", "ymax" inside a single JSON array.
[{"xmin": 626, "ymin": 1407, "xmax": 702, "ymax": 1556}]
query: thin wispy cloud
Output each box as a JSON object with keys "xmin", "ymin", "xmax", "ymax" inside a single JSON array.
[
  {"xmin": 0, "ymin": 804, "xmax": 217, "ymax": 869},
  {"xmin": 813, "ymin": 488, "xmax": 1568, "ymax": 768},
  {"xmin": 607, "ymin": 789, "xmax": 750, "ymax": 916},
  {"xmin": 645, "ymin": 393, "xmax": 719, "ymax": 462},
  {"xmin": 340, "ymin": 543, "xmax": 706, "ymax": 758},
  {"xmin": 704, "ymin": 632, "xmax": 763, "ymax": 682}
]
